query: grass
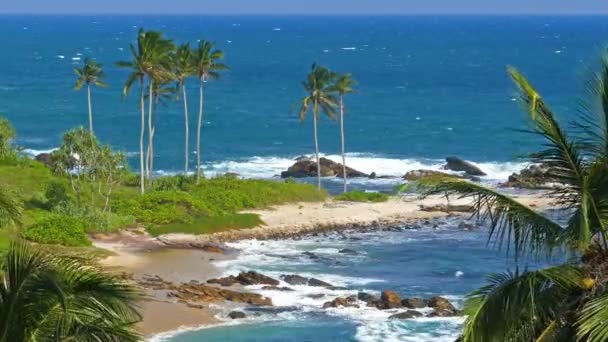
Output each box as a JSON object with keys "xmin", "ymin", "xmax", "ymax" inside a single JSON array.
[
  {"xmin": 147, "ymin": 213, "xmax": 263, "ymax": 236},
  {"xmin": 334, "ymin": 190, "xmax": 389, "ymax": 203}
]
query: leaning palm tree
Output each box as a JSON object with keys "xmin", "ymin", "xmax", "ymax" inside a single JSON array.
[
  {"xmin": 0, "ymin": 241, "xmax": 142, "ymax": 341},
  {"xmin": 330, "ymin": 73, "xmax": 356, "ymax": 193},
  {"xmin": 117, "ymin": 29, "xmax": 173, "ymax": 194},
  {"xmin": 295, "ymin": 63, "xmax": 338, "ymax": 190},
  {"xmin": 174, "ymin": 43, "xmax": 196, "ymax": 174},
  {"xmin": 74, "ymin": 58, "xmax": 108, "ymax": 134},
  {"xmin": 192, "ymin": 40, "xmax": 228, "ymax": 184},
  {"xmin": 412, "ymin": 59, "xmax": 608, "ymax": 341}
]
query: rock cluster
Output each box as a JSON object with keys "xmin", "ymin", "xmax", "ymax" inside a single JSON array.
[
  {"xmin": 207, "ymin": 271, "xmax": 280, "ymax": 287},
  {"xmin": 280, "ymin": 157, "xmax": 368, "ymax": 178},
  {"xmin": 403, "ymin": 169, "xmax": 464, "ymax": 181},
  {"xmin": 280, "ymin": 274, "xmax": 345, "ymax": 290},
  {"xmin": 500, "ymin": 164, "xmax": 554, "ymax": 189}
]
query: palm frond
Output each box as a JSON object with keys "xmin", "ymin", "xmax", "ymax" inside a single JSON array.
[{"xmin": 577, "ymin": 293, "xmax": 608, "ymax": 341}]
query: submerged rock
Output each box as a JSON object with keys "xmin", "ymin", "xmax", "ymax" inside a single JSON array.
[
  {"xmin": 338, "ymin": 248, "xmax": 357, "ymax": 255},
  {"xmin": 322, "ymin": 296, "xmax": 360, "ymax": 309},
  {"xmin": 389, "ymin": 310, "xmax": 423, "ymax": 319},
  {"xmin": 443, "ymin": 157, "xmax": 486, "ymax": 176},
  {"xmin": 280, "ymin": 274, "xmax": 309, "ymax": 286},
  {"xmin": 228, "ymin": 311, "xmax": 246, "ymax": 319}
]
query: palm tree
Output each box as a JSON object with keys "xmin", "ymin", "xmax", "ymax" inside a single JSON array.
[
  {"xmin": 117, "ymin": 28, "xmax": 173, "ymax": 194},
  {"xmin": 74, "ymin": 58, "xmax": 108, "ymax": 134},
  {"xmin": 0, "ymin": 241, "xmax": 142, "ymax": 341},
  {"xmin": 330, "ymin": 74, "xmax": 356, "ymax": 193},
  {"xmin": 192, "ymin": 40, "xmax": 228, "ymax": 184},
  {"xmin": 413, "ymin": 60, "xmax": 608, "ymax": 341},
  {"xmin": 174, "ymin": 43, "xmax": 196, "ymax": 175},
  {"xmin": 145, "ymin": 80, "xmax": 177, "ymax": 185},
  {"xmin": 296, "ymin": 63, "xmax": 338, "ymax": 190}
]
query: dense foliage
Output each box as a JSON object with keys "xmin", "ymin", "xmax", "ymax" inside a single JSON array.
[{"xmin": 335, "ymin": 189, "xmax": 388, "ymax": 203}]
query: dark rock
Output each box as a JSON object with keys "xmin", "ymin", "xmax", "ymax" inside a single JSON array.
[
  {"xmin": 338, "ymin": 248, "xmax": 357, "ymax": 255},
  {"xmin": 322, "ymin": 296, "xmax": 360, "ymax": 309},
  {"xmin": 458, "ymin": 221, "xmax": 474, "ymax": 230},
  {"xmin": 358, "ymin": 292, "xmax": 380, "ymax": 307},
  {"xmin": 35, "ymin": 153, "xmax": 53, "ymax": 167},
  {"xmin": 307, "ymin": 278, "xmax": 333, "ymax": 288},
  {"xmin": 206, "ymin": 275, "xmax": 239, "ymax": 287},
  {"xmin": 261, "ymin": 286, "xmax": 294, "ymax": 291},
  {"xmin": 499, "ymin": 164, "xmax": 554, "ymax": 189},
  {"xmin": 236, "ymin": 271, "xmax": 280, "ymax": 286},
  {"xmin": 389, "ymin": 310, "xmax": 423, "ymax": 319},
  {"xmin": 427, "ymin": 308, "xmax": 458, "ymax": 317},
  {"xmin": 302, "ymin": 251, "xmax": 319, "ymax": 259},
  {"xmin": 379, "ymin": 290, "xmax": 401, "ymax": 309},
  {"xmin": 368, "ymin": 172, "xmax": 377, "ymax": 179},
  {"xmin": 443, "ymin": 157, "xmax": 486, "ymax": 176},
  {"xmin": 401, "ymin": 298, "xmax": 426, "ymax": 309},
  {"xmin": 280, "ymin": 157, "xmax": 368, "ymax": 178},
  {"xmin": 280, "ymin": 274, "xmax": 309, "ymax": 286},
  {"xmin": 228, "ymin": 311, "xmax": 246, "ymax": 319}
]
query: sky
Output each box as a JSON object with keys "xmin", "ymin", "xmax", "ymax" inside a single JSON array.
[{"xmin": 0, "ymin": 0, "xmax": 606, "ymax": 15}]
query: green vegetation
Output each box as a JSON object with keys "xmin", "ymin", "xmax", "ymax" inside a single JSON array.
[
  {"xmin": 147, "ymin": 213, "xmax": 262, "ymax": 236},
  {"xmin": 335, "ymin": 190, "xmax": 388, "ymax": 203},
  {"xmin": 411, "ymin": 62, "xmax": 608, "ymax": 341},
  {"xmin": 22, "ymin": 213, "xmax": 91, "ymax": 247},
  {"xmin": 0, "ymin": 242, "xmax": 141, "ymax": 341}
]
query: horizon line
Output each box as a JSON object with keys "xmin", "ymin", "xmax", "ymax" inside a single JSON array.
[{"xmin": 0, "ymin": 12, "xmax": 606, "ymax": 16}]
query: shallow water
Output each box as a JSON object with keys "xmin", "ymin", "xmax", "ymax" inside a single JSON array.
[{"xmin": 160, "ymin": 218, "xmax": 552, "ymax": 341}]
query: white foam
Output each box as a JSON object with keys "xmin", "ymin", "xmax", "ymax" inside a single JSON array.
[
  {"xmin": 341, "ymin": 47, "xmax": 357, "ymax": 50},
  {"xmin": 22, "ymin": 147, "xmax": 58, "ymax": 156}
]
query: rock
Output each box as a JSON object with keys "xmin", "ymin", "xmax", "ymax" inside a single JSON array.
[
  {"xmin": 358, "ymin": 292, "xmax": 380, "ymax": 307},
  {"xmin": 401, "ymin": 298, "xmax": 426, "ymax": 309},
  {"xmin": 261, "ymin": 286, "xmax": 294, "ymax": 291},
  {"xmin": 206, "ymin": 275, "xmax": 239, "ymax": 287},
  {"xmin": 280, "ymin": 157, "xmax": 368, "ymax": 178},
  {"xmin": 302, "ymin": 251, "xmax": 319, "ymax": 259},
  {"xmin": 228, "ymin": 311, "xmax": 246, "ymax": 319},
  {"xmin": 171, "ymin": 283, "xmax": 272, "ymax": 306},
  {"xmin": 499, "ymin": 164, "xmax": 554, "ymax": 188},
  {"xmin": 389, "ymin": 310, "xmax": 423, "ymax": 319},
  {"xmin": 443, "ymin": 157, "xmax": 486, "ymax": 176},
  {"xmin": 368, "ymin": 172, "xmax": 377, "ymax": 179},
  {"xmin": 338, "ymin": 248, "xmax": 357, "ymax": 255},
  {"xmin": 322, "ymin": 296, "xmax": 360, "ymax": 309},
  {"xmin": 427, "ymin": 308, "xmax": 458, "ymax": 317},
  {"xmin": 280, "ymin": 274, "xmax": 309, "ymax": 286},
  {"xmin": 403, "ymin": 169, "xmax": 463, "ymax": 181},
  {"xmin": 379, "ymin": 290, "xmax": 402, "ymax": 309},
  {"xmin": 294, "ymin": 155, "xmax": 311, "ymax": 162},
  {"xmin": 236, "ymin": 271, "xmax": 280, "ymax": 286},
  {"xmin": 35, "ymin": 153, "xmax": 53, "ymax": 167},
  {"xmin": 201, "ymin": 244, "xmax": 226, "ymax": 254},
  {"xmin": 458, "ymin": 221, "xmax": 474, "ymax": 230},
  {"xmin": 307, "ymin": 278, "xmax": 333, "ymax": 288},
  {"xmin": 427, "ymin": 296, "xmax": 456, "ymax": 312}
]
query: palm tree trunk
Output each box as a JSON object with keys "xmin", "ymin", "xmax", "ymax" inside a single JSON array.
[
  {"xmin": 87, "ymin": 84, "xmax": 93, "ymax": 134},
  {"xmin": 147, "ymin": 79, "xmax": 154, "ymax": 186},
  {"xmin": 339, "ymin": 95, "xmax": 347, "ymax": 193},
  {"xmin": 196, "ymin": 77, "xmax": 204, "ymax": 184},
  {"xmin": 139, "ymin": 77, "xmax": 145, "ymax": 194},
  {"xmin": 313, "ymin": 104, "xmax": 321, "ymax": 190},
  {"xmin": 182, "ymin": 83, "xmax": 190, "ymax": 175}
]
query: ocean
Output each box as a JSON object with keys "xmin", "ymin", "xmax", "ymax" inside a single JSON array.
[{"xmin": 0, "ymin": 15, "xmax": 605, "ymax": 341}]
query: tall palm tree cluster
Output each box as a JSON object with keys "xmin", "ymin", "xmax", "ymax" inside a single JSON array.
[
  {"xmin": 76, "ymin": 29, "xmax": 227, "ymax": 194},
  {"xmin": 296, "ymin": 63, "xmax": 356, "ymax": 191},
  {"xmin": 416, "ymin": 59, "xmax": 608, "ymax": 341}
]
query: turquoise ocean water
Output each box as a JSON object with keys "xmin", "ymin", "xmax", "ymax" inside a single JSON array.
[{"xmin": 0, "ymin": 15, "xmax": 605, "ymax": 341}]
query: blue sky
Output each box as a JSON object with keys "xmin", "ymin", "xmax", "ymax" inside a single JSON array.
[{"xmin": 1, "ymin": 0, "xmax": 606, "ymax": 14}]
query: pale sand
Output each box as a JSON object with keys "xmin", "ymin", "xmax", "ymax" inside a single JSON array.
[{"xmin": 94, "ymin": 190, "xmax": 555, "ymax": 338}]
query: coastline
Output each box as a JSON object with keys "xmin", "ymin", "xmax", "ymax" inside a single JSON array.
[{"xmin": 94, "ymin": 191, "xmax": 554, "ymax": 339}]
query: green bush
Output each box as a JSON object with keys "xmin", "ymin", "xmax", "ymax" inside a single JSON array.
[
  {"xmin": 44, "ymin": 180, "xmax": 72, "ymax": 209},
  {"xmin": 22, "ymin": 214, "xmax": 91, "ymax": 247},
  {"xmin": 152, "ymin": 174, "xmax": 196, "ymax": 191},
  {"xmin": 335, "ymin": 190, "xmax": 389, "ymax": 203},
  {"xmin": 113, "ymin": 190, "xmax": 210, "ymax": 225}
]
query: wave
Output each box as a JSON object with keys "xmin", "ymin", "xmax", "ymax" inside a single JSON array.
[{"xmin": 22, "ymin": 147, "xmax": 58, "ymax": 156}]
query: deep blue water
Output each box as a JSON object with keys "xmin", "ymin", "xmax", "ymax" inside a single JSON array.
[{"xmin": 1, "ymin": 15, "xmax": 607, "ymax": 184}]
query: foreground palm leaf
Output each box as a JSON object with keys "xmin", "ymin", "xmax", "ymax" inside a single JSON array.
[
  {"xmin": 411, "ymin": 57, "xmax": 608, "ymax": 341},
  {"xmin": 0, "ymin": 242, "xmax": 142, "ymax": 341}
]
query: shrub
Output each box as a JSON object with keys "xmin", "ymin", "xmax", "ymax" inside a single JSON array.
[
  {"xmin": 113, "ymin": 190, "xmax": 210, "ymax": 225},
  {"xmin": 335, "ymin": 190, "xmax": 389, "ymax": 203},
  {"xmin": 152, "ymin": 174, "xmax": 196, "ymax": 191},
  {"xmin": 44, "ymin": 180, "xmax": 71, "ymax": 209},
  {"xmin": 52, "ymin": 202, "xmax": 135, "ymax": 233},
  {"xmin": 22, "ymin": 214, "xmax": 91, "ymax": 247}
]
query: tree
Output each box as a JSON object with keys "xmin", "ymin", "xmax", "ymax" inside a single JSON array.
[
  {"xmin": 412, "ymin": 60, "xmax": 608, "ymax": 341},
  {"xmin": 174, "ymin": 43, "xmax": 196, "ymax": 175},
  {"xmin": 74, "ymin": 58, "xmax": 108, "ymax": 134},
  {"xmin": 330, "ymin": 74, "xmax": 356, "ymax": 193},
  {"xmin": 295, "ymin": 63, "xmax": 338, "ymax": 190},
  {"xmin": 0, "ymin": 241, "xmax": 142, "ymax": 341},
  {"xmin": 192, "ymin": 40, "xmax": 228, "ymax": 184},
  {"xmin": 0, "ymin": 117, "xmax": 16, "ymax": 158}
]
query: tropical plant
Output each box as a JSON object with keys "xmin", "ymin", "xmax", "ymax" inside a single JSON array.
[
  {"xmin": 0, "ymin": 241, "xmax": 142, "ymax": 341},
  {"xmin": 192, "ymin": 40, "xmax": 228, "ymax": 184},
  {"xmin": 330, "ymin": 73, "xmax": 356, "ymax": 193},
  {"xmin": 0, "ymin": 117, "xmax": 16, "ymax": 158},
  {"xmin": 117, "ymin": 28, "xmax": 173, "ymax": 194},
  {"xmin": 295, "ymin": 63, "xmax": 338, "ymax": 189},
  {"xmin": 174, "ymin": 43, "xmax": 196, "ymax": 174},
  {"xmin": 74, "ymin": 58, "xmax": 108, "ymax": 134},
  {"xmin": 411, "ymin": 61, "xmax": 608, "ymax": 341}
]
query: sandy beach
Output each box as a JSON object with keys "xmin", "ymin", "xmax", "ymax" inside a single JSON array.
[{"xmin": 93, "ymin": 191, "xmax": 555, "ymax": 338}]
